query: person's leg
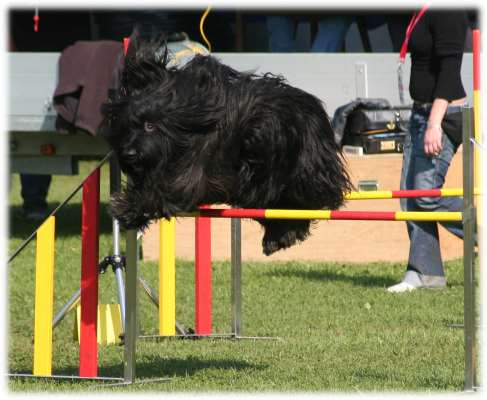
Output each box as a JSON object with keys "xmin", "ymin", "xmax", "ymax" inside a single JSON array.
[
  {"xmin": 311, "ymin": 16, "xmax": 353, "ymax": 52},
  {"xmin": 20, "ymin": 174, "xmax": 51, "ymax": 219},
  {"xmin": 412, "ymin": 130, "xmax": 463, "ymax": 238},
  {"xmin": 389, "ymin": 108, "xmax": 447, "ymax": 292},
  {"xmin": 266, "ymin": 16, "xmax": 296, "ymax": 52}
]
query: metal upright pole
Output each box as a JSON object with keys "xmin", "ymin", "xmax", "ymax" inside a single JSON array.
[
  {"xmin": 52, "ymin": 289, "xmax": 80, "ymax": 329},
  {"xmin": 462, "ymin": 105, "xmax": 477, "ymax": 391},
  {"xmin": 138, "ymin": 276, "xmax": 188, "ymax": 336},
  {"xmin": 231, "ymin": 218, "xmax": 242, "ymax": 337},
  {"xmin": 50, "ymin": 155, "xmax": 122, "ymax": 335},
  {"xmin": 110, "ymin": 157, "xmax": 126, "ymax": 331},
  {"xmin": 124, "ymin": 229, "xmax": 138, "ymax": 383}
]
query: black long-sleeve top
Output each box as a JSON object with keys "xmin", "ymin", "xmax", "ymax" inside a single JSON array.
[{"xmin": 409, "ymin": 10, "xmax": 468, "ymax": 103}]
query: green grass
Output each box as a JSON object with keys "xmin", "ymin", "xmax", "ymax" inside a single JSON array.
[{"xmin": 7, "ymin": 161, "xmax": 467, "ymax": 393}]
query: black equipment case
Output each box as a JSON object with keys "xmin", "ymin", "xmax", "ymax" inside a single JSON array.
[{"xmin": 342, "ymin": 107, "xmax": 411, "ymax": 154}]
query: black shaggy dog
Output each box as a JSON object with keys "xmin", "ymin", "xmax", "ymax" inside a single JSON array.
[{"xmin": 100, "ymin": 34, "xmax": 352, "ymax": 255}]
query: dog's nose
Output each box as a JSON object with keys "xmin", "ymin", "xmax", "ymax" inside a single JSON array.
[
  {"xmin": 120, "ymin": 148, "xmax": 138, "ymax": 161},
  {"xmin": 122, "ymin": 148, "xmax": 137, "ymax": 156}
]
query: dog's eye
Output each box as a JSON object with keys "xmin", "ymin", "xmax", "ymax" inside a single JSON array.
[{"xmin": 144, "ymin": 122, "xmax": 156, "ymax": 133}]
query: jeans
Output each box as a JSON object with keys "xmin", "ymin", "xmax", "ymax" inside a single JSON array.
[
  {"xmin": 266, "ymin": 16, "xmax": 296, "ymax": 52},
  {"xmin": 266, "ymin": 16, "xmax": 353, "ymax": 52},
  {"xmin": 311, "ymin": 17, "xmax": 354, "ymax": 52},
  {"xmin": 20, "ymin": 174, "xmax": 51, "ymax": 212},
  {"xmin": 400, "ymin": 104, "xmax": 464, "ymax": 277}
]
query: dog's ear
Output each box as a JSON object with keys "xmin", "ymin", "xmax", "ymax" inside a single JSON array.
[{"xmin": 122, "ymin": 29, "xmax": 168, "ymax": 95}]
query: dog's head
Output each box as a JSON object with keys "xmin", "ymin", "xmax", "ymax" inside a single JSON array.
[
  {"xmin": 100, "ymin": 31, "xmax": 226, "ymax": 184},
  {"xmin": 99, "ymin": 31, "xmax": 177, "ymax": 178}
]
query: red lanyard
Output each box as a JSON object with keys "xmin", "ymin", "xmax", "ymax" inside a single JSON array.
[{"xmin": 399, "ymin": 4, "xmax": 429, "ymax": 63}]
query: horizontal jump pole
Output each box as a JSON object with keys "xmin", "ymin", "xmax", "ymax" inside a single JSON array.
[
  {"xmin": 178, "ymin": 209, "xmax": 462, "ymax": 222},
  {"xmin": 345, "ymin": 188, "xmax": 480, "ymax": 200}
]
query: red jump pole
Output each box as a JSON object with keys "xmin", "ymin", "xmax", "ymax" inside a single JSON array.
[
  {"xmin": 79, "ymin": 168, "xmax": 100, "ymax": 377},
  {"xmin": 195, "ymin": 205, "xmax": 212, "ymax": 335},
  {"xmin": 473, "ymin": 29, "xmax": 480, "ymax": 92}
]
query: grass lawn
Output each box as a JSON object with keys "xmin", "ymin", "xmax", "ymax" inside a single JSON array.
[{"xmin": 7, "ymin": 161, "xmax": 468, "ymax": 393}]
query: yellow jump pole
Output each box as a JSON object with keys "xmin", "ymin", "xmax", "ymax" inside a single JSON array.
[
  {"xmin": 159, "ymin": 217, "xmax": 176, "ymax": 336},
  {"xmin": 472, "ymin": 29, "xmax": 482, "ymax": 229},
  {"xmin": 33, "ymin": 216, "xmax": 56, "ymax": 376}
]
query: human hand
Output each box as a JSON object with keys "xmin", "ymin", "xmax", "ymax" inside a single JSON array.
[{"xmin": 424, "ymin": 124, "xmax": 443, "ymax": 156}]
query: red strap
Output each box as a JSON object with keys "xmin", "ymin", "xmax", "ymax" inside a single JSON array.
[{"xmin": 399, "ymin": 4, "xmax": 429, "ymax": 63}]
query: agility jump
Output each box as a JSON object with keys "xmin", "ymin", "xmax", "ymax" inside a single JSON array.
[
  {"xmin": 11, "ymin": 179, "xmax": 470, "ymax": 379},
  {"xmin": 7, "ymin": 28, "xmax": 480, "ymax": 391}
]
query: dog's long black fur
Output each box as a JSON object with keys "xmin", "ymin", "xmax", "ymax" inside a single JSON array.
[{"xmin": 100, "ymin": 33, "xmax": 352, "ymax": 255}]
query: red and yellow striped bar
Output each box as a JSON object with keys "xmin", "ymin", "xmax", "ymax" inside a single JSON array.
[
  {"xmin": 181, "ymin": 208, "xmax": 462, "ymax": 222},
  {"xmin": 180, "ymin": 188, "xmax": 478, "ymax": 211},
  {"xmin": 159, "ymin": 217, "xmax": 176, "ymax": 336},
  {"xmin": 33, "ymin": 216, "xmax": 56, "ymax": 376},
  {"xmin": 345, "ymin": 188, "xmax": 468, "ymax": 200}
]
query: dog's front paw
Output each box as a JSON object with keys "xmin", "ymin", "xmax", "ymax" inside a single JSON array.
[{"xmin": 109, "ymin": 192, "xmax": 150, "ymax": 230}]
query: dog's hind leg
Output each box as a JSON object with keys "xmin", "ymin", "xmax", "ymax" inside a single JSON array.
[{"xmin": 259, "ymin": 219, "xmax": 311, "ymax": 256}]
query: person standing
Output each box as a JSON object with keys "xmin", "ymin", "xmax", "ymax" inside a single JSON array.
[
  {"xmin": 388, "ymin": 7, "xmax": 469, "ymax": 293},
  {"xmin": 266, "ymin": 13, "xmax": 354, "ymax": 52}
]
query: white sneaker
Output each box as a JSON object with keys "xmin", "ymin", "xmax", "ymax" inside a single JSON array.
[{"xmin": 387, "ymin": 281, "xmax": 417, "ymax": 293}]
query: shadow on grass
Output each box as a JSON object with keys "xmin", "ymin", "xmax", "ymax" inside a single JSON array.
[
  {"xmin": 10, "ymin": 356, "xmax": 265, "ymax": 381},
  {"xmin": 262, "ymin": 268, "xmax": 397, "ymax": 288},
  {"xmin": 9, "ymin": 202, "xmax": 114, "ymax": 240},
  {"xmin": 128, "ymin": 355, "xmax": 265, "ymax": 379}
]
